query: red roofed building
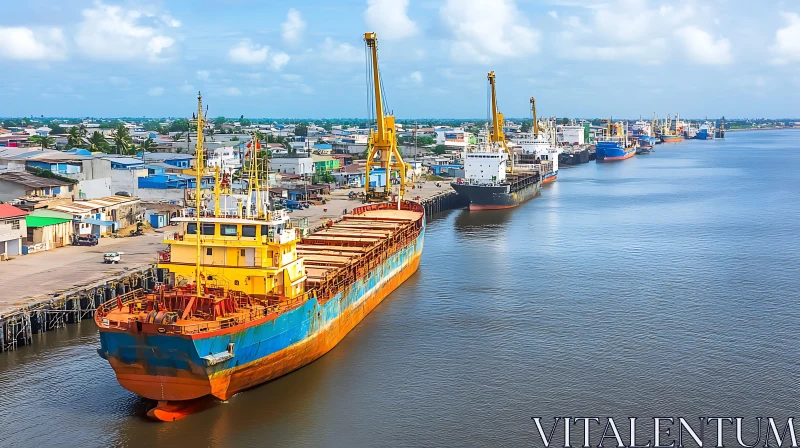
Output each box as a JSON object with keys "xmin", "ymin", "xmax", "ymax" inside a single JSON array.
[{"xmin": 0, "ymin": 203, "xmax": 28, "ymax": 258}]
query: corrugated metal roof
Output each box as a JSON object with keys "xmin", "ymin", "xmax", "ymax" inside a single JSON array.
[
  {"xmin": 48, "ymin": 196, "xmax": 139, "ymax": 214},
  {"xmin": 0, "ymin": 171, "xmax": 73, "ymax": 188}
]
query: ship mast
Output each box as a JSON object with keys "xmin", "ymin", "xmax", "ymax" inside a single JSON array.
[
  {"xmin": 363, "ymin": 32, "xmax": 406, "ymax": 203},
  {"xmin": 530, "ymin": 97, "xmax": 538, "ymax": 138},
  {"xmin": 193, "ymin": 92, "xmax": 205, "ymax": 297},
  {"xmin": 488, "ymin": 71, "xmax": 513, "ymax": 172}
]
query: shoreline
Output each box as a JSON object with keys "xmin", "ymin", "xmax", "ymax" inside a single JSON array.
[{"xmin": 724, "ymin": 127, "xmax": 800, "ymax": 132}]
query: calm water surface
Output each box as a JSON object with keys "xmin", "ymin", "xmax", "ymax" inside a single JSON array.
[{"xmin": 1, "ymin": 130, "xmax": 799, "ymax": 447}]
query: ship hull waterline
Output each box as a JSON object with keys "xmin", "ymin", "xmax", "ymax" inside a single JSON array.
[
  {"xmin": 451, "ymin": 178, "xmax": 542, "ymax": 211},
  {"xmin": 100, "ymin": 227, "xmax": 424, "ymax": 421}
]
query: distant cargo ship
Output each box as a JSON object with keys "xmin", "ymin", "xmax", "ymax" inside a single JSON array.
[
  {"xmin": 660, "ymin": 134, "xmax": 685, "ymax": 143},
  {"xmin": 451, "ymin": 72, "xmax": 542, "ymax": 210},
  {"xmin": 596, "ymin": 121, "xmax": 637, "ymax": 162},
  {"xmin": 693, "ymin": 122, "xmax": 715, "ymax": 140},
  {"xmin": 659, "ymin": 113, "xmax": 685, "ymax": 143},
  {"xmin": 510, "ymin": 97, "xmax": 559, "ymax": 184}
]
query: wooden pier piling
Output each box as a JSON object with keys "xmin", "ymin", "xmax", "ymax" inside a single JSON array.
[{"xmin": 0, "ymin": 266, "xmax": 164, "ymax": 353}]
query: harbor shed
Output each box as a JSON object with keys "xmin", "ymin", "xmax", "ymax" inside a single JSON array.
[{"xmin": 25, "ymin": 209, "xmax": 74, "ymax": 251}]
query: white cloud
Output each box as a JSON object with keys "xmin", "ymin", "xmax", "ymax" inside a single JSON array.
[
  {"xmin": 0, "ymin": 27, "xmax": 67, "ymax": 61},
  {"xmin": 439, "ymin": 0, "xmax": 540, "ymax": 63},
  {"xmin": 229, "ymin": 40, "xmax": 269, "ymax": 64},
  {"xmin": 271, "ymin": 52, "xmax": 290, "ymax": 70},
  {"xmin": 771, "ymin": 12, "xmax": 800, "ymax": 65},
  {"xmin": 320, "ymin": 37, "xmax": 362, "ymax": 64},
  {"xmin": 557, "ymin": 0, "xmax": 730, "ymax": 66},
  {"xmin": 402, "ymin": 71, "xmax": 423, "ymax": 86},
  {"xmin": 180, "ymin": 81, "xmax": 194, "ymax": 93},
  {"xmin": 281, "ymin": 9, "xmax": 306, "ymax": 44},
  {"xmin": 675, "ymin": 26, "xmax": 732, "ymax": 65},
  {"xmin": 364, "ymin": 0, "xmax": 419, "ymax": 39},
  {"xmin": 221, "ymin": 87, "xmax": 242, "ymax": 96},
  {"xmin": 548, "ymin": 10, "xmax": 559, "ymax": 19},
  {"xmin": 196, "ymin": 70, "xmax": 210, "ymax": 81},
  {"xmin": 75, "ymin": 1, "xmax": 178, "ymax": 62},
  {"xmin": 148, "ymin": 87, "xmax": 165, "ymax": 96}
]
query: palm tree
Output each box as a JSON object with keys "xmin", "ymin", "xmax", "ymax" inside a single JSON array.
[
  {"xmin": 29, "ymin": 135, "xmax": 56, "ymax": 149},
  {"xmin": 111, "ymin": 124, "xmax": 132, "ymax": 154},
  {"xmin": 141, "ymin": 137, "xmax": 155, "ymax": 153},
  {"xmin": 173, "ymin": 132, "xmax": 184, "ymax": 142},
  {"xmin": 78, "ymin": 124, "xmax": 88, "ymax": 139},
  {"xmin": 88, "ymin": 131, "xmax": 110, "ymax": 153},
  {"xmin": 67, "ymin": 126, "xmax": 84, "ymax": 148}
]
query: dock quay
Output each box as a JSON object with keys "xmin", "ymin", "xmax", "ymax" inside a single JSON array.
[
  {"xmin": 1, "ymin": 266, "xmax": 161, "ymax": 352},
  {"xmin": 419, "ymin": 190, "xmax": 466, "ymax": 219}
]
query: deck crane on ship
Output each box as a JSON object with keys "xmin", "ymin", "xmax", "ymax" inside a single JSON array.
[
  {"xmin": 487, "ymin": 71, "xmax": 514, "ymax": 173},
  {"xmin": 363, "ymin": 32, "xmax": 407, "ymax": 204}
]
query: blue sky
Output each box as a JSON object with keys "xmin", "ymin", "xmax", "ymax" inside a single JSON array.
[{"xmin": 1, "ymin": 0, "xmax": 798, "ymax": 119}]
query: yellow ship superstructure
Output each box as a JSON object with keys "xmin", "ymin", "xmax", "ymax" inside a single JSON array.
[{"xmin": 158, "ymin": 211, "xmax": 306, "ymax": 300}]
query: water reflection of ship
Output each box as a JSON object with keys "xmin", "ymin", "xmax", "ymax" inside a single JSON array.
[{"xmin": 454, "ymin": 208, "xmax": 513, "ymax": 234}]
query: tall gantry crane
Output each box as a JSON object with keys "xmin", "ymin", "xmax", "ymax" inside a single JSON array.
[
  {"xmin": 487, "ymin": 71, "xmax": 513, "ymax": 172},
  {"xmin": 364, "ymin": 32, "xmax": 407, "ymax": 203}
]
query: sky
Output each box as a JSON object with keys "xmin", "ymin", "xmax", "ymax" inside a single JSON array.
[{"xmin": 1, "ymin": 0, "xmax": 799, "ymax": 119}]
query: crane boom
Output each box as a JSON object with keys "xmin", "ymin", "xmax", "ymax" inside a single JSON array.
[
  {"xmin": 530, "ymin": 97, "xmax": 538, "ymax": 137},
  {"xmin": 487, "ymin": 71, "xmax": 513, "ymax": 172},
  {"xmin": 364, "ymin": 32, "xmax": 406, "ymax": 203}
]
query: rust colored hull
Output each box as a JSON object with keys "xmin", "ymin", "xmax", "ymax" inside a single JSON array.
[{"xmin": 110, "ymin": 254, "xmax": 421, "ymax": 406}]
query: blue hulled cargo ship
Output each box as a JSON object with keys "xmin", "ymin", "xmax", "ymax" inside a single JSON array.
[{"xmin": 596, "ymin": 121, "xmax": 637, "ymax": 162}]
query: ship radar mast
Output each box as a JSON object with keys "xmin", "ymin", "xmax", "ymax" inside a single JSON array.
[
  {"xmin": 364, "ymin": 32, "xmax": 407, "ymax": 203},
  {"xmin": 487, "ymin": 71, "xmax": 513, "ymax": 172},
  {"xmin": 193, "ymin": 91, "xmax": 206, "ymax": 297}
]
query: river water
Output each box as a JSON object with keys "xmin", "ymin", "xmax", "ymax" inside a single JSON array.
[{"xmin": 1, "ymin": 130, "xmax": 799, "ymax": 447}]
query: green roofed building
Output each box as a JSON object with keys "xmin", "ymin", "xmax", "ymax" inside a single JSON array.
[{"xmin": 25, "ymin": 209, "xmax": 74, "ymax": 250}]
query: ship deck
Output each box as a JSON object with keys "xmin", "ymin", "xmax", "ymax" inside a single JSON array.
[
  {"xmin": 298, "ymin": 206, "xmax": 423, "ymax": 290},
  {"xmin": 96, "ymin": 202, "xmax": 424, "ymax": 335}
]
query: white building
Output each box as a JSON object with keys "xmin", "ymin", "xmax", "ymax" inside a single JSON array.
[
  {"xmin": 435, "ymin": 128, "xmax": 469, "ymax": 148},
  {"xmin": 270, "ymin": 156, "xmax": 314, "ymax": 175},
  {"xmin": 206, "ymin": 146, "xmax": 241, "ymax": 171}
]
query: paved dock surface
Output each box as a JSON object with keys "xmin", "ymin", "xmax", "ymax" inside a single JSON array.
[
  {"xmin": 0, "ymin": 232, "xmax": 166, "ymax": 315},
  {"xmin": 290, "ymin": 182, "xmax": 453, "ymax": 226},
  {"xmin": 0, "ymin": 182, "xmax": 455, "ymax": 316}
]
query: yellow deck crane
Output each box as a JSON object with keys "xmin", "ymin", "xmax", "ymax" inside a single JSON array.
[
  {"xmin": 364, "ymin": 32, "xmax": 407, "ymax": 203},
  {"xmin": 530, "ymin": 97, "xmax": 539, "ymax": 138},
  {"xmin": 487, "ymin": 71, "xmax": 513, "ymax": 172}
]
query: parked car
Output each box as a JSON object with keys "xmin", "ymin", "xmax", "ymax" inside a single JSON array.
[
  {"xmin": 73, "ymin": 235, "xmax": 98, "ymax": 246},
  {"xmin": 103, "ymin": 252, "xmax": 124, "ymax": 264}
]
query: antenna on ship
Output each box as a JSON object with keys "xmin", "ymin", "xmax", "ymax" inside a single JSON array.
[
  {"xmin": 194, "ymin": 91, "xmax": 206, "ymax": 297},
  {"xmin": 530, "ymin": 97, "xmax": 538, "ymax": 138}
]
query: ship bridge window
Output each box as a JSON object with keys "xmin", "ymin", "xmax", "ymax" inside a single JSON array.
[
  {"xmin": 242, "ymin": 225, "xmax": 256, "ymax": 238},
  {"xmin": 201, "ymin": 223, "xmax": 216, "ymax": 235},
  {"xmin": 187, "ymin": 223, "xmax": 197, "ymax": 234},
  {"xmin": 220, "ymin": 224, "xmax": 238, "ymax": 237}
]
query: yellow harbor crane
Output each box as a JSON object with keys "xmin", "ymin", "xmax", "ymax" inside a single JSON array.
[
  {"xmin": 530, "ymin": 97, "xmax": 539, "ymax": 137},
  {"xmin": 487, "ymin": 71, "xmax": 513, "ymax": 172},
  {"xmin": 364, "ymin": 32, "xmax": 407, "ymax": 203}
]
